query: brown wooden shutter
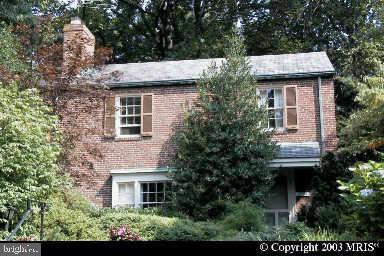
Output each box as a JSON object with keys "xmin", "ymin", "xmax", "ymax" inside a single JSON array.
[
  {"xmin": 104, "ymin": 95, "xmax": 116, "ymax": 137},
  {"xmin": 284, "ymin": 86, "xmax": 298, "ymax": 129},
  {"xmin": 141, "ymin": 94, "xmax": 153, "ymax": 136}
]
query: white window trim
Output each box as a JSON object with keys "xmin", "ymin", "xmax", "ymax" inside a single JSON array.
[
  {"xmin": 111, "ymin": 170, "xmax": 171, "ymax": 208},
  {"xmin": 257, "ymin": 87, "xmax": 285, "ymax": 132},
  {"xmin": 115, "ymin": 95, "xmax": 142, "ymax": 139}
]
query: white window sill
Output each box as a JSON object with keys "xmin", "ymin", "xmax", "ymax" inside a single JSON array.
[{"xmin": 114, "ymin": 135, "xmax": 142, "ymax": 141}]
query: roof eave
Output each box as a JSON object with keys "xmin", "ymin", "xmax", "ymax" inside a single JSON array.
[{"xmin": 106, "ymin": 70, "xmax": 335, "ymax": 88}]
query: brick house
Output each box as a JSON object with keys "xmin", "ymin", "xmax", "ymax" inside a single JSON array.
[{"xmin": 62, "ymin": 18, "xmax": 336, "ymax": 227}]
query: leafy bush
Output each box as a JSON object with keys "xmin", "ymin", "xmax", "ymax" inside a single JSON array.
[
  {"xmin": 222, "ymin": 222, "xmax": 356, "ymax": 241},
  {"xmin": 338, "ymin": 160, "xmax": 384, "ymax": 239},
  {"xmin": 220, "ymin": 201, "xmax": 265, "ymax": 232},
  {"xmin": 109, "ymin": 225, "xmax": 140, "ymax": 241},
  {"xmin": 20, "ymin": 188, "xmax": 106, "ymax": 241},
  {"xmin": 97, "ymin": 208, "xmax": 222, "ymax": 240}
]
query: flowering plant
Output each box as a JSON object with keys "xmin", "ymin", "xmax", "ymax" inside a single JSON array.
[
  {"xmin": 109, "ymin": 225, "xmax": 140, "ymax": 241},
  {"xmin": 338, "ymin": 159, "xmax": 384, "ymax": 238}
]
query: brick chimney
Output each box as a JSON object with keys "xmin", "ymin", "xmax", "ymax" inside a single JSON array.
[{"xmin": 62, "ymin": 17, "xmax": 95, "ymax": 76}]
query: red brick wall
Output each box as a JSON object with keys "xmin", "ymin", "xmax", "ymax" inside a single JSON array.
[{"xmin": 61, "ymin": 77, "xmax": 336, "ymax": 206}]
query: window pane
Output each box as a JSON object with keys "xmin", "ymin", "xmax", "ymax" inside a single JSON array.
[
  {"xmin": 120, "ymin": 117, "xmax": 127, "ymax": 125},
  {"xmin": 278, "ymin": 212, "xmax": 289, "ymax": 226},
  {"xmin": 275, "ymin": 109, "xmax": 283, "ymax": 119},
  {"xmin": 157, "ymin": 193, "xmax": 165, "ymax": 202},
  {"xmin": 275, "ymin": 89, "xmax": 283, "ymax": 108},
  {"xmin": 120, "ymin": 126, "xmax": 140, "ymax": 135},
  {"xmin": 142, "ymin": 183, "xmax": 148, "ymax": 192},
  {"xmin": 267, "ymin": 89, "xmax": 274, "ymax": 98},
  {"xmin": 121, "ymin": 107, "xmax": 126, "ymax": 115},
  {"xmin": 149, "ymin": 193, "xmax": 156, "ymax": 202},
  {"xmin": 134, "ymin": 117, "xmax": 141, "ymax": 125},
  {"xmin": 134, "ymin": 97, "xmax": 141, "ymax": 105},
  {"xmin": 134, "ymin": 106, "xmax": 141, "ymax": 114},
  {"xmin": 127, "ymin": 97, "xmax": 134, "ymax": 105},
  {"xmin": 149, "ymin": 183, "xmax": 156, "ymax": 192},
  {"xmin": 276, "ymin": 118, "xmax": 283, "ymax": 128},
  {"xmin": 268, "ymin": 98, "xmax": 274, "ymax": 108},
  {"xmin": 269, "ymin": 118, "xmax": 275, "ymax": 128},
  {"xmin": 259, "ymin": 90, "xmax": 267, "ymax": 106},
  {"xmin": 142, "ymin": 193, "xmax": 148, "ymax": 202},
  {"xmin": 157, "ymin": 183, "xmax": 164, "ymax": 192},
  {"xmin": 120, "ymin": 98, "xmax": 126, "ymax": 106},
  {"xmin": 127, "ymin": 107, "xmax": 133, "ymax": 115},
  {"xmin": 265, "ymin": 212, "xmax": 275, "ymax": 227},
  {"xmin": 127, "ymin": 117, "xmax": 134, "ymax": 124}
]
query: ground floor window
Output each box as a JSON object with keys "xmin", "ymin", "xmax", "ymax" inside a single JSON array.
[
  {"xmin": 140, "ymin": 181, "xmax": 171, "ymax": 208},
  {"xmin": 117, "ymin": 182, "xmax": 135, "ymax": 207}
]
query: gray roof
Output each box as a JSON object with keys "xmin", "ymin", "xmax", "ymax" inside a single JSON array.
[
  {"xmin": 277, "ymin": 142, "xmax": 320, "ymax": 159},
  {"xmin": 89, "ymin": 51, "xmax": 335, "ymax": 88}
]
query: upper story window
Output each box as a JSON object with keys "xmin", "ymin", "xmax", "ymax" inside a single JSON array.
[
  {"xmin": 258, "ymin": 86, "xmax": 298, "ymax": 130},
  {"xmin": 117, "ymin": 96, "xmax": 141, "ymax": 136},
  {"xmin": 259, "ymin": 88, "xmax": 284, "ymax": 129}
]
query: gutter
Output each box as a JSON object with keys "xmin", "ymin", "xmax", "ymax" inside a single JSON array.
[
  {"xmin": 106, "ymin": 71, "xmax": 335, "ymax": 88},
  {"xmin": 318, "ymin": 77, "xmax": 325, "ymax": 154}
]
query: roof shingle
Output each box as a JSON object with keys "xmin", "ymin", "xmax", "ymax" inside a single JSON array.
[{"xmin": 89, "ymin": 51, "xmax": 335, "ymax": 87}]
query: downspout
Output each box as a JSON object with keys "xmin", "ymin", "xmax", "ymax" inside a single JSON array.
[{"xmin": 317, "ymin": 77, "xmax": 325, "ymax": 154}]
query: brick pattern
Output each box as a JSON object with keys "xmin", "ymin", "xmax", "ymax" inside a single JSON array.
[{"xmin": 61, "ymin": 78, "xmax": 337, "ymax": 207}]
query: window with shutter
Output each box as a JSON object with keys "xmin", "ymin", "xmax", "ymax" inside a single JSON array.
[
  {"xmin": 284, "ymin": 86, "xmax": 298, "ymax": 129},
  {"xmin": 141, "ymin": 94, "xmax": 153, "ymax": 136},
  {"xmin": 104, "ymin": 95, "xmax": 116, "ymax": 137}
]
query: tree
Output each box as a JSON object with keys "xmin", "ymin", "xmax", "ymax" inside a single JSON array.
[
  {"xmin": 0, "ymin": 82, "xmax": 62, "ymax": 212},
  {"xmin": 171, "ymin": 34, "xmax": 277, "ymax": 220},
  {"xmin": 339, "ymin": 63, "xmax": 384, "ymax": 153},
  {"xmin": 0, "ymin": 19, "xmax": 62, "ymax": 214}
]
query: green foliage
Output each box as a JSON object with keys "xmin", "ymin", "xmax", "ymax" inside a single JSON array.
[
  {"xmin": 0, "ymin": 26, "xmax": 28, "ymax": 76},
  {"xmin": 97, "ymin": 208, "xmax": 222, "ymax": 241},
  {"xmin": 338, "ymin": 159, "xmax": 384, "ymax": 239},
  {"xmin": 299, "ymin": 152, "xmax": 352, "ymax": 231},
  {"xmin": 172, "ymin": 34, "xmax": 277, "ymax": 220},
  {"xmin": 21, "ymin": 188, "xmax": 106, "ymax": 241},
  {"xmin": 219, "ymin": 201, "xmax": 265, "ymax": 232},
  {"xmin": 0, "ymin": 83, "xmax": 62, "ymax": 212},
  {"xmin": 221, "ymin": 222, "xmax": 355, "ymax": 241},
  {"xmin": 340, "ymin": 63, "xmax": 384, "ymax": 152}
]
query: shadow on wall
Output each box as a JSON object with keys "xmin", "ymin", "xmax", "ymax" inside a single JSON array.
[{"xmin": 157, "ymin": 100, "xmax": 191, "ymax": 172}]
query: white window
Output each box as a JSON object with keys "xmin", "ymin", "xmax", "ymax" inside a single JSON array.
[
  {"xmin": 259, "ymin": 88, "xmax": 284, "ymax": 129},
  {"xmin": 117, "ymin": 182, "xmax": 135, "ymax": 207},
  {"xmin": 140, "ymin": 181, "xmax": 171, "ymax": 208},
  {"xmin": 117, "ymin": 96, "xmax": 141, "ymax": 136}
]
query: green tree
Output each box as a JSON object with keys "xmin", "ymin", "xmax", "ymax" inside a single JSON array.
[
  {"xmin": 339, "ymin": 63, "xmax": 384, "ymax": 152},
  {"xmin": 171, "ymin": 34, "xmax": 277, "ymax": 220},
  {"xmin": 0, "ymin": 83, "xmax": 62, "ymax": 212}
]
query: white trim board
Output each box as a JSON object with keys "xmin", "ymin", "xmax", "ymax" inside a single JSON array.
[{"xmin": 269, "ymin": 158, "xmax": 320, "ymax": 167}]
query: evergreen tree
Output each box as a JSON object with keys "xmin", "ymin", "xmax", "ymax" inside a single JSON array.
[{"xmin": 171, "ymin": 34, "xmax": 277, "ymax": 220}]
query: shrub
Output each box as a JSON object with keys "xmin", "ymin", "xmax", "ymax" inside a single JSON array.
[
  {"xmin": 338, "ymin": 159, "xmax": 384, "ymax": 239},
  {"xmin": 109, "ymin": 225, "xmax": 140, "ymax": 241},
  {"xmin": 97, "ymin": 208, "xmax": 222, "ymax": 240},
  {"xmin": 220, "ymin": 201, "xmax": 265, "ymax": 232},
  {"xmin": 20, "ymin": 188, "xmax": 106, "ymax": 241}
]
